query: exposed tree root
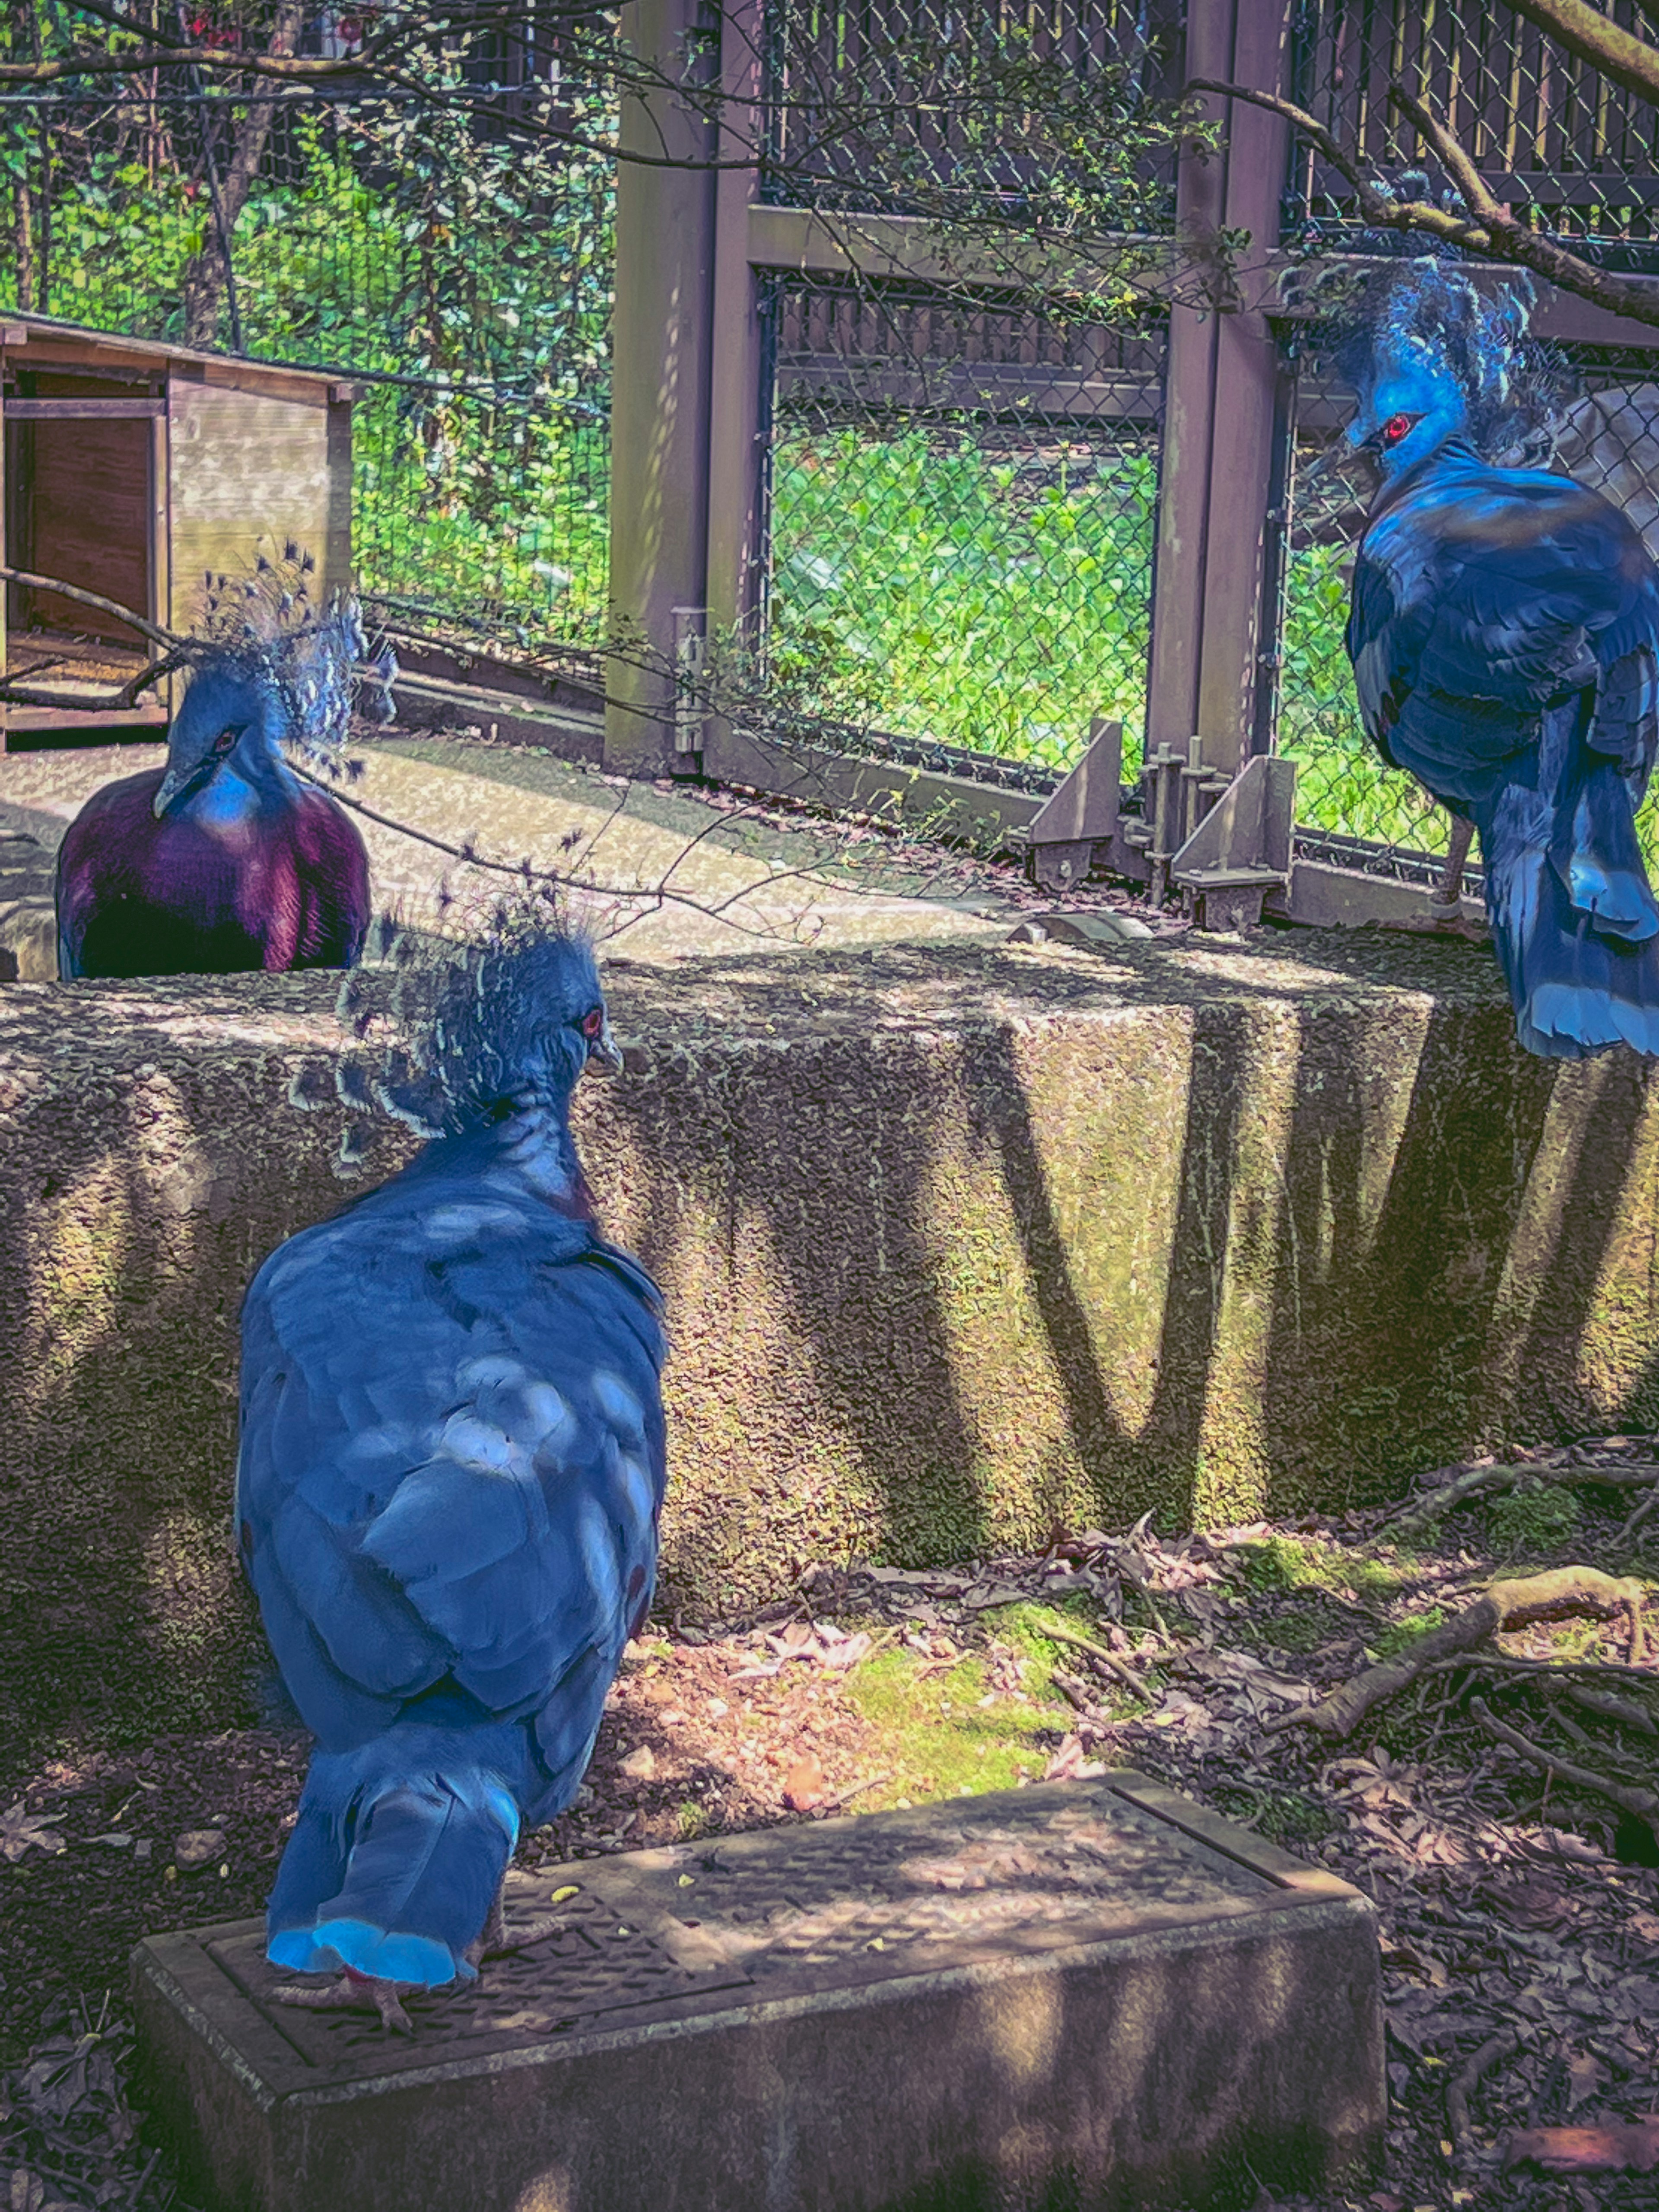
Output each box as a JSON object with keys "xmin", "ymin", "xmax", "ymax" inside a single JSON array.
[
  {"xmin": 1268, "ymin": 1568, "xmax": 1648, "ymax": 1740},
  {"xmin": 1389, "ymin": 1459, "xmax": 1659, "ymax": 1541}
]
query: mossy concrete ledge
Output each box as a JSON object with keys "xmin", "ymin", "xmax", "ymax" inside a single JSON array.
[{"xmin": 3, "ymin": 926, "xmax": 1658, "ymax": 1757}]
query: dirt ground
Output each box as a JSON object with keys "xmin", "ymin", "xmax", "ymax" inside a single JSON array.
[{"xmin": 0, "ymin": 1440, "xmax": 1655, "ymax": 2212}]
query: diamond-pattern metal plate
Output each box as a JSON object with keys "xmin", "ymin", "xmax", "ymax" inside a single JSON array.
[
  {"xmin": 197, "ymin": 1775, "xmax": 1291, "ymax": 2084},
  {"xmin": 134, "ymin": 1773, "xmax": 1383, "ymax": 2212}
]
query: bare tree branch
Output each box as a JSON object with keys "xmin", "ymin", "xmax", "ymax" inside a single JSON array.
[
  {"xmin": 1188, "ymin": 74, "xmax": 1659, "ymax": 334},
  {"xmin": 1500, "ymin": 0, "xmax": 1659, "ymax": 111}
]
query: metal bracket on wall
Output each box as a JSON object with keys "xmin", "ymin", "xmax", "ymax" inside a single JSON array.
[
  {"xmin": 1018, "ymin": 715, "xmax": 1130, "ymax": 892},
  {"xmin": 1019, "ymin": 723, "xmax": 1296, "ymax": 931},
  {"xmin": 1168, "ymin": 752, "xmax": 1297, "ymax": 931},
  {"xmin": 671, "ymin": 605, "xmax": 709, "ymax": 757}
]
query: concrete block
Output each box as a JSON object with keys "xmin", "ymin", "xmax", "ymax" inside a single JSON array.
[{"xmin": 132, "ymin": 1772, "xmax": 1382, "ymax": 2212}]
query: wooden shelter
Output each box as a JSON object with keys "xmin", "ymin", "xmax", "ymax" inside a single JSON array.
[{"xmin": 0, "ymin": 313, "xmax": 354, "ymax": 747}]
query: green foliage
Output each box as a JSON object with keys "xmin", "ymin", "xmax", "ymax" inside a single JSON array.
[
  {"xmin": 0, "ymin": 76, "xmax": 615, "ymax": 641},
  {"xmin": 1230, "ymin": 1533, "xmax": 1405, "ymax": 1605},
  {"xmin": 768, "ymin": 426, "xmax": 1157, "ymax": 766},
  {"xmin": 842, "ymin": 1643, "xmax": 1074, "ymax": 1807},
  {"xmin": 1488, "ymin": 1479, "xmax": 1583, "ymax": 1554}
]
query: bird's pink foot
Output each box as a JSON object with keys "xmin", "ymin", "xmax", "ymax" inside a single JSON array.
[
  {"xmin": 270, "ymin": 1966, "xmax": 417, "ymax": 2034},
  {"xmin": 465, "ymin": 1888, "xmax": 569, "ymax": 1969}
]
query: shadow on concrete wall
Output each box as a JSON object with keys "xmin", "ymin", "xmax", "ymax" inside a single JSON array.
[{"xmin": 4, "ymin": 937, "xmax": 1659, "ymax": 1764}]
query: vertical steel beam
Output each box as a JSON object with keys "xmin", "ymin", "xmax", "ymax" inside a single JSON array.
[
  {"xmin": 704, "ymin": 0, "xmax": 765, "ymax": 651},
  {"xmin": 1145, "ymin": 0, "xmax": 1228, "ymax": 766},
  {"xmin": 606, "ymin": 0, "xmax": 719, "ymax": 774},
  {"xmin": 1196, "ymin": 0, "xmax": 1293, "ymax": 775},
  {"xmin": 1147, "ymin": 0, "xmax": 1292, "ymax": 777}
]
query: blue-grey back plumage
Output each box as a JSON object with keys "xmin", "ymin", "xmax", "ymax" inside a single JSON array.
[
  {"xmin": 1339, "ymin": 259, "xmax": 1659, "ymax": 1057},
  {"xmin": 237, "ymin": 919, "xmax": 665, "ymax": 1990}
]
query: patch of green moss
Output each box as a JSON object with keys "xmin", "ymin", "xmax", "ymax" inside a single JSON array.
[
  {"xmin": 1367, "ymin": 1605, "xmax": 1448, "ymax": 1661},
  {"xmin": 1487, "ymin": 1480, "xmax": 1582, "ymax": 1555},
  {"xmin": 1230, "ymin": 1533, "xmax": 1407, "ymax": 1606},
  {"xmin": 842, "ymin": 1644, "xmax": 1074, "ymax": 1809}
]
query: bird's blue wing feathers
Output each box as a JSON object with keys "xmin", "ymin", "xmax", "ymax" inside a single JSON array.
[
  {"xmin": 236, "ymin": 1182, "xmax": 667, "ymax": 1756},
  {"xmin": 1348, "ymin": 459, "xmax": 1659, "ymax": 808}
]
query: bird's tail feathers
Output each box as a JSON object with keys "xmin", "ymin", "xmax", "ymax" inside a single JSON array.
[
  {"xmin": 267, "ymin": 1751, "xmax": 518, "ymax": 1986},
  {"xmin": 1551, "ymin": 759, "xmax": 1659, "ymax": 944},
  {"xmin": 1483, "ymin": 773, "xmax": 1659, "ymax": 1058}
]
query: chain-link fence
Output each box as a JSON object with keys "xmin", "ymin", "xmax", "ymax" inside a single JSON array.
[
  {"xmin": 754, "ymin": 0, "xmax": 1178, "ymax": 779},
  {"xmin": 0, "ymin": 64, "xmax": 613, "ymax": 654},
  {"xmin": 762, "ymin": 0, "xmax": 1180, "ymax": 216},
  {"xmin": 761, "ymin": 274, "xmax": 1166, "ymax": 774},
  {"xmin": 1288, "ymin": 0, "xmax": 1659, "ymax": 258}
]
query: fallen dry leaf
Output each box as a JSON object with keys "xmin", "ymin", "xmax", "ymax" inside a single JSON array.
[
  {"xmin": 0, "ymin": 1804, "xmax": 64, "ymax": 1864},
  {"xmin": 617, "ymin": 1745, "xmax": 656, "ymax": 1781},
  {"xmin": 1566, "ymin": 2053, "xmax": 1606, "ymax": 2112},
  {"xmin": 1484, "ymin": 1878, "xmax": 1572, "ymax": 1930},
  {"xmin": 782, "ymin": 1754, "xmax": 826, "ymax": 1811},
  {"xmin": 1042, "ymin": 1734, "xmax": 1106, "ymax": 1783},
  {"xmin": 1503, "ymin": 2117, "xmax": 1659, "ymax": 2174}
]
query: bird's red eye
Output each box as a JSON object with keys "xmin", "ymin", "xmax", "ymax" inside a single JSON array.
[
  {"xmin": 1381, "ymin": 413, "xmax": 1416, "ymax": 445},
  {"xmin": 581, "ymin": 1006, "xmax": 604, "ymax": 1039},
  {"xmin": 212, "ymin": 727, "xmax": 238, "ymax": 753}
]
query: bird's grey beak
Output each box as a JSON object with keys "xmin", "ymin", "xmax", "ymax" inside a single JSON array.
[
  {"xmin": 152, "ymin": 768, "xmax": 184, "ymax": 819},
  {"xmin": 587, "ymin": 1015, "xmax": 624, "ymax": 1075}
]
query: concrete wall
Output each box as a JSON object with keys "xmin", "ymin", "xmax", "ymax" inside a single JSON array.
[{"xmin": 3, "ymin": 927, "xmax": 1658, "ymax": 1762}]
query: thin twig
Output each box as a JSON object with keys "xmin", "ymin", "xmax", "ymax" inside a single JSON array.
[
  {"xmin": 1420, "ymin": 1653, "xmax": 1657, "ymax": 1684},
  {"xmin": 1470, "ymin": 1694, "xmax": 1659, "ymax": 1837},
  {"xmin": 1036, "ymin": 1619, "xmax": 1160, "ymax": 1703},
  {"xmin": 1186, "ymin": 76, "xmax": 1659, "ymax": 335},
  {"xmin": 1615, "ymin": 1483, "xmax": 1659, "ymax": 1547},
  {"xmin": 286, "ymin": 760, "xmax": 818, "ymax": 943},
  {"xmin": 0, "ymin": 565, "xmax": 180, "ymax": 649},
  {"xmin": 1447, "ymin": 2028, "xmax": 1519, "ymax": 2158},
  {"xmin": 817, "ymin": 1772, "xmax": 894, "ymax": 1814}
]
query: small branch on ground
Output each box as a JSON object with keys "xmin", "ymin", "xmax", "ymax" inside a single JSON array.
[
  {"xmin": 1268, "ymin": 1568, "xmax": 1647, "ymax": 1740},
  {"xmin": 1448, "ymin": 2027, "xmax": 1519, "ymax": 2158},
  {"xmin": 1037, "ymin": 1619, "xmax": 1160, "ymax": 1703},
  {"xmin": 1470, "ymin": 1694, "xmax": 1659, "ymax": 1843},
  {"xmin": 1388, "ymin": 1459, "xmax": 1659, "ymax": 1541}
]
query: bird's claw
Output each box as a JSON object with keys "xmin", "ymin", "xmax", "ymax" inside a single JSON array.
[
  {"xmin": 465, "ymin": 1910, "xmax": 569, "ymax": 1970},
  {"xmin": 271, "ymin": 1972, "xmax": 417, "ymax": 2034}
]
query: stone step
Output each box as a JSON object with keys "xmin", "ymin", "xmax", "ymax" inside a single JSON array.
[{"xmin": 131, "ymin": 1771, "xmax": 1382, "ymax": 2212}]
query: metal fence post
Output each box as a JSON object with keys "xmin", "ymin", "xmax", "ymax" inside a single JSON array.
[
  {"xmin": 605, "ymin": 0, "xmax": 720, "ymax": 775},
  {"xmin": 703, "ymin": 0, "xmax": 766, "ymax": 687},
  {"xmin": 1147, "ymin": 0, "xmax": 1292, "ymax": 779}
]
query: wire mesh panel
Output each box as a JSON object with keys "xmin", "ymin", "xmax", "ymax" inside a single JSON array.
[
  {"xmin": 762, "ymin": 275, "xmax": 1166, "ymax": 774},
  {"xmin": 1289, "ymin": 0, "xmax": 1659, "ymax": 257},
  {"xmin": 0, "ymin": 66, "xmax": 614, "ymax": 652},
  {"xmin": 762, "ymin": 0, "xmax": 1180, "ymax": 215}
]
